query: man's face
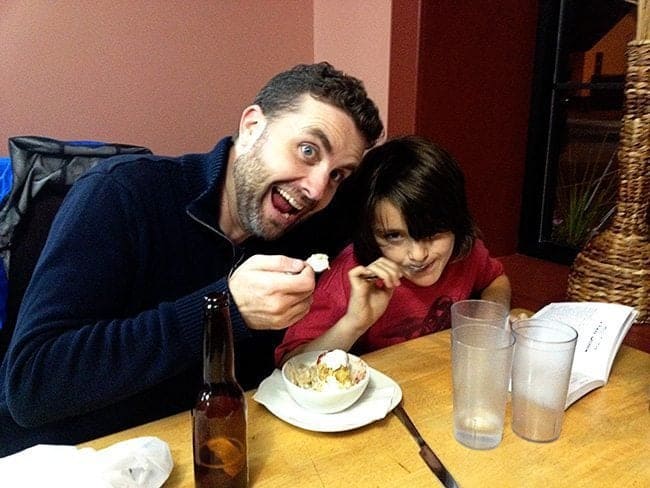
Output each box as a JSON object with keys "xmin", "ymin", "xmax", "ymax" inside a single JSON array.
[{"xmin": 232, "ymin": 95, "xmax": 367, "ymax": 240}]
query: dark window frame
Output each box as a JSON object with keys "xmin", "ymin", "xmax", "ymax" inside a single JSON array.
[{"xmin": 519, "ymin": 0, "xmax": 631, "ymax": 265}]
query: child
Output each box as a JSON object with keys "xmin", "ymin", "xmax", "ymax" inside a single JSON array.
[{"xmin": 275, "ymin": 135, "xmax": 511, "ymax": 365}]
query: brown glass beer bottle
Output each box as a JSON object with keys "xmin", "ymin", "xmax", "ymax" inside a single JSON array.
[{"xmin": 193, "ymin": 291, "xmax": 248, "ymax": 487}]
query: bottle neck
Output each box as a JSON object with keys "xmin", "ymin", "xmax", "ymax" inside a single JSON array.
[{"xmin": 203, "ymin": 291, "xmax": 237, "ymax": 384}]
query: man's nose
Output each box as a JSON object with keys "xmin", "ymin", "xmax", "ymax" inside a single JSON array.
[{"xmin": 303, "ymin": 165, "xmax": 331, "ymax": 202}]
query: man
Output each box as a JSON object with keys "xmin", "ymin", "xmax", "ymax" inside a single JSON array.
[{"xmin": 0, "ymin": 62, "xmax": 383, "ymax": 455}]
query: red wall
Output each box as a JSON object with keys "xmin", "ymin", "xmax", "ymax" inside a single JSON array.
[
  {"xmin": 0, "ymin": 1, "xmax": 314, "ymax": 155},
  {"xmin": 0, "ymin": 2, "xmax": 392, "ymax": 157},
  {"xmin": 387, "ymin": 0, "xmax": 421, "ymax": 136},
  {"xmin": 2, "ymin": 1, "xmax": 539, "ymax": 256},
  {"xmin": 314, "ymin": 0, "xmax": 391, "ymax": 131},
  {"xmin": 389, "ymin": 2, "xmax": 539, "ymax": 257}
]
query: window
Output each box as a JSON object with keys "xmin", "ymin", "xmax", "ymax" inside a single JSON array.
[{"xmin": 520, "ymin": 0, "xmax": 636, "ymax": 264}]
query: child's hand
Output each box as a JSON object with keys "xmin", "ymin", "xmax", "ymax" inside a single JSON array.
[
  {"xmin": 509, "ymin": 308, "xmax": 533, "ymax": 325},
  {"xmin": 344, "ymin": 258, "xmax": 403, "ymax": 331}
]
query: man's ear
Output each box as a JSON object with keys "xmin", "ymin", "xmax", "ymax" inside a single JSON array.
[{"xmin": 236, "ymin": 105, "xmax": 267, "ymax": 150}]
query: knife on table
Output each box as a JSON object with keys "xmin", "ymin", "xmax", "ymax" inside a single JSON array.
[{"xmin": 393, "ymin": 403, "xmax": 460, "ymax": 488}]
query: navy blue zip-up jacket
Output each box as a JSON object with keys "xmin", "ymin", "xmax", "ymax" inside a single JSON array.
[{"xmin": 0, "ymin": 137, "xmax": 352, "ymax": 455}]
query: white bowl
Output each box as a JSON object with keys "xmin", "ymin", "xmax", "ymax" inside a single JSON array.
[{"xmin": 281, "ymin": 350, "xmax": 370, "ymax": 414}]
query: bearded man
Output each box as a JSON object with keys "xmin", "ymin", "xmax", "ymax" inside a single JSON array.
[{"xmin": 0, "ymin": 62, "xmax": 383, "ymax": 455}]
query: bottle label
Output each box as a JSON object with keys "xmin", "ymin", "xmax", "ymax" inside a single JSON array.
[{"xmin": 193, "ymin": 393, "xmax": 248, "ymax": 487}]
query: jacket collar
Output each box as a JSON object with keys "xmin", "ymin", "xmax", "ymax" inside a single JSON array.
[{"xmin": 185, "ymin": 137, "xmax": 232, "ymax": 235}]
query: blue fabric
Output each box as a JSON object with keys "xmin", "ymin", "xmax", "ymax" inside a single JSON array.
[
  {"xmin": 64, "ymin": 140, "xmax": 105, "ymax": 147},
  {"xmin": 0, "ymin": 156, "xmax": 10, "ymax": 331},
  {"xmin": 0, "ymin": 157, "xmax": 11, "ymax": 203},
  {"xmin": 0, "ymin": 264, "xmax": 6, "ymax": 332}
]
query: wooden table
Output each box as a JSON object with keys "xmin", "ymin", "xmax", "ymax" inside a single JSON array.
[{"xmin": 81, "ymin": 331, "xmax": 650, "ymax": 487}]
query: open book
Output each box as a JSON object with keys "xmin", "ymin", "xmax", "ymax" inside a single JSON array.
[{"xmin": 532, "ymin": 302, "xmax": 638, "ymax": 409}]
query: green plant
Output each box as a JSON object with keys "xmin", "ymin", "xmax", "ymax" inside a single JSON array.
[{"xmin": 551, "ymin": 134, "xmax": 618, "ymax": 249}]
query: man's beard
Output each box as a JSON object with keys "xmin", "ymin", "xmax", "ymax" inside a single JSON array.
[{"xmin": 232, "ymin": 134, "xmax": 291, "ymax": 240}]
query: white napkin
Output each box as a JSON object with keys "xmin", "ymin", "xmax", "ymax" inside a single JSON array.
[
  {"xmin": 253, "ymin": 368, "xmax": 399, "ymax": 431},
  {"xmin": 0, "ymin": 436, "xmax": 173, "ymax": 488}
]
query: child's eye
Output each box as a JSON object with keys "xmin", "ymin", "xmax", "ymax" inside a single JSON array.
[
  {"xmin": 425, "ymin": 232, "xmax": 448, "ymax": 241},
  {"xmin": 383, "ymin": 232, "xmax": 404, "ymax": 242},
  {"xmin": 330, "ymin": 168, "xmax": 351, "ymax": 184}
]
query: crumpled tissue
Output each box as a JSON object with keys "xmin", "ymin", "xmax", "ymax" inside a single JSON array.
[{"xmin": 0, "ymin": 436, "xmax": 173, "ymax": 487}]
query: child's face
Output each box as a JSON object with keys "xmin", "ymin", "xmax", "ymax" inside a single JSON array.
[{"xmin": 373, "ymin": 200, "xmax": 455, "ymax": 287}]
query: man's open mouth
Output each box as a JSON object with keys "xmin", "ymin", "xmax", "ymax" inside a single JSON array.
[{"xmin": 271, "ymin": 186, "xmax": 304, "ymax": 215}]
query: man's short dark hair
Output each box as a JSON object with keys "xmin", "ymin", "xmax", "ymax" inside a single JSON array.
[
  {"xmin": 352, "ymin": 135, "xmax": 478, "ymax": 265},
  {"xmin": 252, "ymin": 62, "xmax": 384, "ymax": 149}
]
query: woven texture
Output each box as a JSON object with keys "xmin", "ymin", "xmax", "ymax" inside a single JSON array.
[{"xmin": 567, "ymin": 41, "xmax": 650, "ymax": 323}]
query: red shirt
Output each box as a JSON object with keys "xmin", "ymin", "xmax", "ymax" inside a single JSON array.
[{"xmin": 275, "ymin": 239, "xmax": 504, "ymax": 365}]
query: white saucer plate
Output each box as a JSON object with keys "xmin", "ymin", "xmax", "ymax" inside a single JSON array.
[{"xmin": 253, "ymin": 366, "xmax": 402, "ymax": 432}]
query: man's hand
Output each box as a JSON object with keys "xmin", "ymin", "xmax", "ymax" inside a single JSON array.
[{"xmin": 228, "ymin": 254, "xmax": 316, "ymax": 330}]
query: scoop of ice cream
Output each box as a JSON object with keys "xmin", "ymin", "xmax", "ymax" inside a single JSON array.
[
  {"xmin": 306, "ymin": 253, "xmax": 330, "ymax": 273},
  {"xmin": 317, "ymin": 349, "xmax": 349, "ymax": 370},
  {"xmin": 316, "ymin": 350, "xmax": 354, "ymax": 388}
]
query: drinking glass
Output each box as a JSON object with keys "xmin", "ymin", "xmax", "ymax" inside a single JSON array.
[
  {"xmin": 451, "ymin": 299, "xmax": 509, "ymax": 329},
  {"xmin": 511, "ymin": 318, "xmax": 578, "ymax": 442},
  {"xmin": 452, "ymin": 325, "xmax": 514, "ymax": 449}
]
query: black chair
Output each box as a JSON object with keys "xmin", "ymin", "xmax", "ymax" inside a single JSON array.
[{"xmin": 0, "ymin": 136, "xmax": 151, "ymax": 362}]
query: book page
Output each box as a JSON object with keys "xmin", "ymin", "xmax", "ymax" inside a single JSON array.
[
  {"xmin": 565, "ymin": 370, "xmax": 604, "ymax": 408},
  {"xmin": 533, "ymin": 302, "xmax": 636, "ymax": 382}
]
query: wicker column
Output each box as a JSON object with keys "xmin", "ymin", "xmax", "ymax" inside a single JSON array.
[{"xmin": 567, "ymin": 40, "xmax": 650, "ymax": 323}]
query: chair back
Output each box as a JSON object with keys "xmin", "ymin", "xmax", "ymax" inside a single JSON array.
[{"xmin": 0, "ymin": 136, "xmax": 151, "ymax": 361}]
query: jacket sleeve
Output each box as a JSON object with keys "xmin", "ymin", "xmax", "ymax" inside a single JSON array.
[{"xmin": 3, "ymin": 173, "xmax": 234, "ymax": 428}]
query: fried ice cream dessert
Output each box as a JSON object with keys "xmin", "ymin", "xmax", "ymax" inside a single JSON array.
[{"xmin": 287, "ymin": 349, "xmax": 366, "ymax": 392}]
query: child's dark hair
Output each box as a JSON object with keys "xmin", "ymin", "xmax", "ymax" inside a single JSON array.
[
  {"xmin": 250, "ymin": 62, "xmax": 384, "ymax": 149},
  {"xmin": 352, "ymin": 135, "xmax": 478, "ymax": 265}
]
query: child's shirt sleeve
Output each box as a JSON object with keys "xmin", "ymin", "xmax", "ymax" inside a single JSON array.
[{"xmin": 470, "ymin": 239, "xmax": 505, "ymax": 293}]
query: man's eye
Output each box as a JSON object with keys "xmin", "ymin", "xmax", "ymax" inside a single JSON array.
[{"xmin": 299, "ymin": 143, "xmax": 317, "ymax": 159}]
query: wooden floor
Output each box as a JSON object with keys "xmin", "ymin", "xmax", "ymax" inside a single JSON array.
[{"xmin": 499, "ymin": 253, "xmax": 649, "ymax": 353}]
